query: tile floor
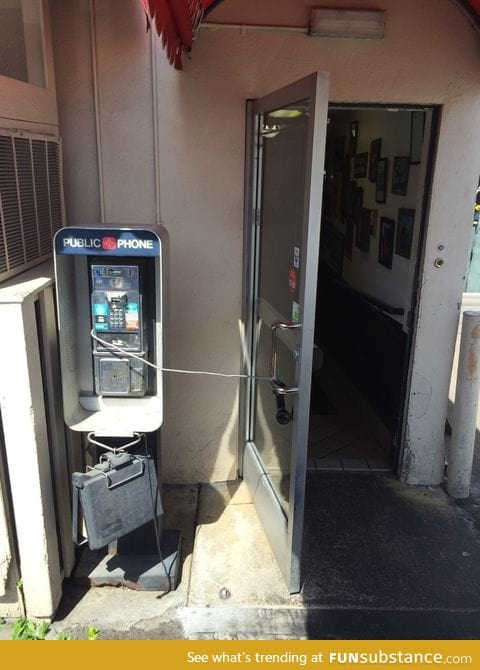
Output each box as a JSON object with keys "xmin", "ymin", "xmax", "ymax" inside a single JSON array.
[{"xmin": 308, "ymin": 365, "xmax": 391, "ymax": 474}]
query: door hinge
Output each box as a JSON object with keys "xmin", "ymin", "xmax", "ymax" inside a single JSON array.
[{"xmin": 255, "ymin": 209, "xmax": 261, "ymax": 227}]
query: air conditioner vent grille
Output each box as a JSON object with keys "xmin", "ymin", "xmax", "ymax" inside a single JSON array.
[{"xmin": 0, "ymin": 132, "xmax": 65, "ymax": 283}]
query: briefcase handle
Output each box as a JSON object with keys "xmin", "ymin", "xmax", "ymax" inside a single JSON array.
[{"xmin": 103, "ymin": 457, "xmax": 145, "ymax": 490}]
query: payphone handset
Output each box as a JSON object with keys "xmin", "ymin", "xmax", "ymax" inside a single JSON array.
[{"xmin": 90, "ymin": 261, "xmax": 148, "ymax": 397}]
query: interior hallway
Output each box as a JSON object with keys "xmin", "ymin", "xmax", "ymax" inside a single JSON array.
[{"xmin": 308, "ymin": 359, "xmax": 391, "ymax": 473}]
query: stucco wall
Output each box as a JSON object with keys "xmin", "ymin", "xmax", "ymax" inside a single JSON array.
[{"xmin": 50, "ymin": 0, "xmax": 480, "ymax": 484}]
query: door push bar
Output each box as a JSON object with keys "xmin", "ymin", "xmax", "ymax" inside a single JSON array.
[
  {"xmin": 270, "ymin": 321, "xmax": 302, "ymax": 425},
  {"xmin": 270, "ymin": 320, "xmax": 302, "ymax": 396}
]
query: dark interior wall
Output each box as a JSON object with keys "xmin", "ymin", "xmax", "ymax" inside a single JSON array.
[
  {"xmin": 315, "ymin": 108, "xmax": 424, "ymax": 432},
  {"xmin": 315, "ymin": 263, "xmax": 407, "ymax": 431}
]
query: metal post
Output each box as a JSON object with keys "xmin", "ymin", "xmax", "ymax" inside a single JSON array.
[{"xmin": 447, "ymin": 310, "xmax": 480, "ymax": 498}]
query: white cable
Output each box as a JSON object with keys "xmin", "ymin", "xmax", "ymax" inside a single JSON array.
[{"xmin": 90, "ymin": 330, "xmax": 272, "ymax": 381}]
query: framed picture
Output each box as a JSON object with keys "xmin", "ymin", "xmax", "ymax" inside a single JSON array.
[
  {"xmin": 391, "ymin": 156, "xmax": 410, "ymax": 196},
  {"xmin": 395, "ymin": 208, "xmax": 415, "ymax": 259},
  {"xmin": 410, "ymin": 111, "xmax": 425, "ymax": 165},
  {"xmin": 355, "ymin": 208, "xmax": 370, "ymax": 253},
  {"xmin": 369, "ymin": 138, "xmax": 382, "ymax": 182},
  {"xmin": 375, "ymin": 158, "xmax": 388, "ymax": 204},
  {"xmin": 349, "ymin": 121, "xmax": 358, "ymax": 155},
  {"xmin": 378, "ymin": 217, "xmax": 395, "ymax": 269},
  {"xmin": 353, "ymin": 152, "xmax": 368, "ymax": 179}
]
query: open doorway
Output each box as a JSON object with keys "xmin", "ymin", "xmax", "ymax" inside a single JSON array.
[
  {"xmin": 309, "ymin": 105, "xmax": 434, "ymax": 476},
  {"xmin": 241, "ymin": 75, "xmax": 438, "ymax": 591}
]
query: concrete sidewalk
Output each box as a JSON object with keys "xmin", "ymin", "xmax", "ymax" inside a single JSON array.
[
  {"xmin": 39, "ymin": 446, "xmax": 480, "ymax": 641},
  {"xmin": 4, "ymin": 434, "xmax": 480, "ymax": 640}
]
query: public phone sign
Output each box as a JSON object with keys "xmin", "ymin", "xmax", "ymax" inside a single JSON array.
[{"xmin": 54, "ymin": 227, "xmax": 161, "ymax": 257}]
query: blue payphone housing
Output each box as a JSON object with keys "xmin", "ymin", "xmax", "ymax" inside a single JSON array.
[{"xmin": 54, "ymin": 224, "xmax": 166, "ymax": 435}]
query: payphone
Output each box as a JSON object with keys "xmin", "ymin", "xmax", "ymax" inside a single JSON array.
[
  {"xmin": 54, "ymin": 224, "xmax": 165, "ymax": 434},
  {"xmin": 54, "ymin": 224, "xmax": 179, "ymax": 592}
]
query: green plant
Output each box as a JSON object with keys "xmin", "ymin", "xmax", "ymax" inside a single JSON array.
[
  {"xmin": 10, "ymin": 577, "xmax": 98, "ymax": 640},
  {"xmin": 56, "ymin": 631, "xmax": 71, "ymax": 640},
  {"xmin": 8, "ymin": 615, "xmax": 98, "ymax": 641},
  {"xmin": 87, "ymin": 625, "xmax": 100, "ymax": 640},
  {"xmin": 11, "ymin": 618, "xmax": 51, "ymax": 640}
]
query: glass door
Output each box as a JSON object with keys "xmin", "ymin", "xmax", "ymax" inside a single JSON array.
[{"xmin": 242, "ymin": 72, "xmax": 329, "ymax": 593}]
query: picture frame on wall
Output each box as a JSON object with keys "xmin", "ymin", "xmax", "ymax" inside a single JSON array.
[
  {"xmin": 395, "ymin": 208, "xmax": 415, "ymax": 259},
  {"xmin": 349, "ymin": 121, "xmax": 358, "ymax": 155},
  {"xmin": 391, "ymin": 156, "xmax": 410, "ymax": 196},
  {"xmin": 369, "ymin": 138, "xmax": 382, "ymax": 182},
  {"xmin": 353, "ymin": 152, "xmax": 369, "ymax": 179},
  {"xmin": 378, "ymin": 217, "xmax": 395, "ymax": 269},
  {"xmin": 410, "ymin": 111, "xmax": 425, "ymax": 165},
  {"xmin": 375, "ymin": 158, "xmax": 388, "ymax": 204}
]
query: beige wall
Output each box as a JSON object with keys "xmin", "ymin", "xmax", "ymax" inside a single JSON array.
[{"xmin": 50, "ymin": 0, "xmax": 480, "ymax": 484}]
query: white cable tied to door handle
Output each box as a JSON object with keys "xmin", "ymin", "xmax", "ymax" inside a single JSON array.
[{"xmin": 90, "ymin": 330, "xmax": 272, "ymax": 381}]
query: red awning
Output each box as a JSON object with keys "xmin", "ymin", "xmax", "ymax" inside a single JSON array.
[
  {"xmin": 141, "ymin": 0, "xmax": 219, "ymax": 69},
  {"xmin": 142, "ymin": 0, "xmax": 480, "ymax": 70}
]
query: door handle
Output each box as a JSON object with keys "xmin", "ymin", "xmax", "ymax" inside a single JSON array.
[
  {"xmin": 270, "ymin": 320, "xmax": 302, "ymax": 381},
  {"xmin": 271, "ymin": 378, "xmax": 299, "ymax": 396},
  {"xmin": 270, "ymin": 321, "xmax": 301, "ymax": 424}
]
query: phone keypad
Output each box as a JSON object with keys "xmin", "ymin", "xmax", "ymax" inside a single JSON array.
[{"xmin": 109, "ymin": 307, "xmax": 125, "ymax": 329}]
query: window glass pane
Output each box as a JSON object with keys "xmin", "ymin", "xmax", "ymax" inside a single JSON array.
[{"xmin": 0, "ymin": 0, "xmax": 45, "ymax": 87}]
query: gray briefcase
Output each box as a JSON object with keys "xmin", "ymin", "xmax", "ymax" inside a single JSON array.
[{"xmin": 72, "ymin": 451, "xmax": 162, "ymax": 550}]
